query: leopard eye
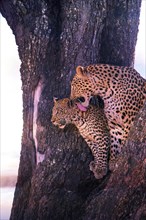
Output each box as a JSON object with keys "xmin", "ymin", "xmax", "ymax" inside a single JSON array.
[
  {"xmin": 67, "ymin": 100, "xmax": 74, "ymax": 108},
  {"xmin": 77, "ymin": 97, "xmax": 85, "ymax": 103}
]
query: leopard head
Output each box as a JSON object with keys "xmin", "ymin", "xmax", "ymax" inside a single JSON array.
[
  {"xmin": 51, "ymin": 98, "xmax": 74, "ymax": 129},
  {"xmin": 71, "ymin": 65, "xmax": 110, "ymax": 111},
  {"xmin": 70, "ymin": 66, "xmax": 93, "ymax": 110}
]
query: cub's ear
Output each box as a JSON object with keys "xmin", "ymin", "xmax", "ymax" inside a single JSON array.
[{"xmin": 53, "ymin": 97, "xmax": 58, "ymax": 103}]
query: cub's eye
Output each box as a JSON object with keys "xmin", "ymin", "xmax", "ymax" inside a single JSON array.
[
  {"xmin": 67, "ymin": 100, "xmax": 74, "ymax": 108},
  {"xmin": 77, "ymin": 97, "xmax": 85, "ymax": 103}
]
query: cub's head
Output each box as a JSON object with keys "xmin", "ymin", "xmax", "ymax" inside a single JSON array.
[
  {"xmin": 51, "ymin": 98, "xmax": 73, "ymax": 129},
  {"xmin": 70, "ymin": 66, "xmax": 93, "ymax": 110}
]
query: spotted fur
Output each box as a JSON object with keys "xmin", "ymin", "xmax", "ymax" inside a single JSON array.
[
  {"xmin": 71, "ymin": 64, "xmax": 146, "ymax": 161},
  {"xmin": 51, "ymin": 98, "xmax": 110, "ymax": 179}
]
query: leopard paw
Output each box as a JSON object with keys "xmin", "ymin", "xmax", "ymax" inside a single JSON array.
[{"xmin": 89, "ymin": 161, "xmax": 108, "ymax": 179}]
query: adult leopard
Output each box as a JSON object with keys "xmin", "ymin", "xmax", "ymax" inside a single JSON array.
[
  {"xmin": 70, "ymin": 64, "xmax": 146, "ymax": 160},
  {"xmin": 51, "ymin": 98, "xmax": 110, "ymax": 179}
]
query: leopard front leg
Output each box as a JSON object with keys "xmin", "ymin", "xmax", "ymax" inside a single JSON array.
[
  {"xmin": 89, "ymin": 160, "xmax": 108, "ymax": 180},
  {"xmin": 109, "ymin": 126, "xmax": 125, "ymax": 171},
  {"xmin": 86, "ymin": 138, "xmax": 110, "ymax": 179}
]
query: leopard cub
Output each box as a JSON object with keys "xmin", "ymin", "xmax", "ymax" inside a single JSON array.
[{"xmin": 51, "ymin": 97, "xmax": 110, "ymax": 179}]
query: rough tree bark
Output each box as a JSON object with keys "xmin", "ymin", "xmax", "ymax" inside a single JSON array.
[{"xmin": 1, "ymin": 0, "xmax": 145, "ymax": 220}]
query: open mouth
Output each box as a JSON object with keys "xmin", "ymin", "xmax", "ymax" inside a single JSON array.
[
  {"xmin": 76, "ymin": 102, "xmax": 87, "ymax": 112},
  {"xmin": 58, "ymin": 124, "xmax": 66, "ymax": 129},
  {"xmin": 52, "ymin": 121, "xmax": 66, "ymax": 129},
  {"xmin": 75, "ymin": 97, "xmax": 88, "ymax": 112},
  {"xmin": 58, "ymin": 118, "xmax": 67, "ymax": 129}
]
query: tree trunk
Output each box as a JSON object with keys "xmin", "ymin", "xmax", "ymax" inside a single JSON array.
[{"xmin": 1, "ymin": 0, "xmax": 145, "ymax": 219}]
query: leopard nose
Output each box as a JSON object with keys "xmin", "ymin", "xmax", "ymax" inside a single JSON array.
[
  {"xmin": 60, "ymin": 119, "xmax": 66, "ymax": 125},
  {"xmin": 77, "ymin": 97, "xmax": 85, "ymax": 103}
]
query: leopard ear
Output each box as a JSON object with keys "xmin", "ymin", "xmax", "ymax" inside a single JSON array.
[
  {"xmin": 53, "ymin": 97, "xmax": 58, "ymax": 103},
  {"xmin": 76, "ymin": 66, "xmax": 86, "ymax": 77}
]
